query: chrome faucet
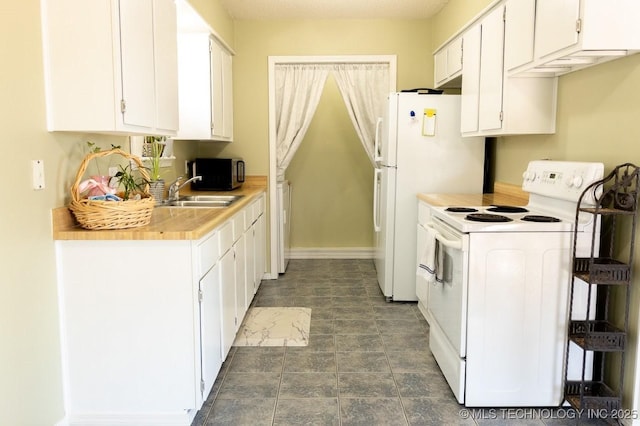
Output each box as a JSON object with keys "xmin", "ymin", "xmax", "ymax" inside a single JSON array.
[{"xmin": 167, "ymin": 176, "xmax": 202, "ymax": 201}]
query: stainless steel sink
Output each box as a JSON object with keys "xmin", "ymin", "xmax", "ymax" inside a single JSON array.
[
  {"xmin": 157, "ymin": 194, "xmax": 244, "ymax": 208},
  {"xmin": 179, "ymin": 195, "xmax": 244, "ymax": 203}
]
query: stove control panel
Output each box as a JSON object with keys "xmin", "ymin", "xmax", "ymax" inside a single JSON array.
[{"xmin": 522, "ymin": 161, "xmax": 604, "ymax": 202}]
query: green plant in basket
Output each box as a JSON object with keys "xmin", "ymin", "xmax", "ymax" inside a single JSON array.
[{"xmin": 113, "ymin": 163, "xmax": 148, "ymax": 201}]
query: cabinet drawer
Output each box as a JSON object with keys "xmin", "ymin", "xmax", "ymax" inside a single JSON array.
[
  {"xmin": 219, "ymin": 221, "xmax": 233, "ymax": 255},
  {"xmin": 198, "ymin": 231, "xmax": 220, "ymax": 275}
]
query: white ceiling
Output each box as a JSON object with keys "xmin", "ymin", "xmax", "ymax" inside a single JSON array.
[{"xmin": 219, "ymin": 0, "xmax": 450, "ymax": 20}]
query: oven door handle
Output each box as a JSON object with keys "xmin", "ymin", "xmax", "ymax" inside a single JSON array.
[{"xmin": 425, "ymin": 222, "xmax": 463, "ymax": 250}]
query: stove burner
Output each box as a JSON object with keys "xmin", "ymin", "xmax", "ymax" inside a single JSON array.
[
  {"xmin": 521, "ymin": 215, "xmax": 561, "ymax": 223},
  {"xmin": 446, "ymin": 207, "xmax": 479, "ymax": 213},
  {"xmin": 465, "ymin": 213, "xmax": 513, "ymax": 223},
  {"xmin": 486, "ymin": 205, "xmax": 529, "ymax": 214}
]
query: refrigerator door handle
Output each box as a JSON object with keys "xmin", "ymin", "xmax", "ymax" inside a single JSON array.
[
  {"xmin": 373, "ymin": 168, "xmax": 382, "ymax": 232},
  {"xmin": 373, "ymin": 117, "xmax": 383, "ymax": 167}
]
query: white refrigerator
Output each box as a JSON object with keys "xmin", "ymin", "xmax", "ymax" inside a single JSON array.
[{"xmin": 373, "ymin": 93, "xmax": 485, "ymax": 301}]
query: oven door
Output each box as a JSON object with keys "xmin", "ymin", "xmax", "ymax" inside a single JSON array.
[
  {"xmin": 425, "ymin": 217, "xmax": 469, "ymax": 403},
  {"xmin": 427, "ymin": 217, "xmax": 469, "ymax": 357}
]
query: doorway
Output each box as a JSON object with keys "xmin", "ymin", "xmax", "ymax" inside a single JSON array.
[{"xmin": 267, "ymin": 55, "xmax": 397, "ymax": 278}]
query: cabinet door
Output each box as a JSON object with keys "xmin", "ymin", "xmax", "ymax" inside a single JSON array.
[
  {"xmin": 435, "ymin": 37, "xmax": 463, "ymax": 87},
  {"xmin": 434, "ymin": 49, "xmax": 448, "ymax": 85},
  {"xmin": 246, "ymin": 224, "xmax": 256, "ymax": 303},
  {"xmin": 153, "ymin": 0, "xmax": 179, "ymax": 132},
  {"xmin": 210, "ymin": 40, "xmax": 224, "ymax": 138},
  {"xmin": 478, "ymin": 5, "xmax": 505, "ymax": 132},
  {"xmin": 219, "ymin": 249, "xmax": 236, "ymax": 358},
  {"xmin": 119, "ymin": 0, "xmax": 156, "ymax": 129},
  {"xmin": 176, "ymin": 33, "xmax": 213, "ymax": 139},
  {"xmin": 447, "ymin": 37, "xmax": 463, "ymax": 77},
  {"xmin": 234, "ymin": 235, "xmax": 247, "ymax": 326},
  {"xmin": 254, "ymin": 213, "xmax": 265, "ymax": 292},
  {"xmin": 199, "ymin": 263, "xmax": 222, "ymax": 401},
  {"xmin": 535, "ymin": 0, "xmax": 580, "ymax": 58},
  {"xmin": 504, "ymin": 0, "xmax": 535, "ymax": 70},
  {"xmin": 221, "ymin": 48, "xmax": 234, "ymax": 139},
  {"xmin": 461, "ymin": 24, "xmax": 481, "ymax": 133}
]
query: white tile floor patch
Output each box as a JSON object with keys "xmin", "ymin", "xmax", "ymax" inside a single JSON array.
[{"xmin": 233, "ymin": 307, "xmax": 311, "ymax": 347}]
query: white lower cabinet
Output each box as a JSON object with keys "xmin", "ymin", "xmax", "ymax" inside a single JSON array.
[
  {"xmin": 233, "ymin": 211, "xmax": 248, "ymax": 324},
  {"xmin": 55, "ymin": 194, "xmax": 266, "ymax": 425},
  {"xmin": 219, "ymin": 236, "xmax": 237, "ymax": 359},
  {"xmin": 219, "ymin": 195, "xmax": 267, "ymax": 359},
  {"xmin": 244, "ymin": 194, "xmax": 267, "ymax": 300},
  {"xmin": 255, "ymin": 213, "xmax": 266, "ymax": 290},
  {"xmin": 199, "ymin": 262, "xmax": 222, "ymax": 400}
]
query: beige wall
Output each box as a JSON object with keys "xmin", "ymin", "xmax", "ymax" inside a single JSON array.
[
  {"xmin": 187, "ymin": 0, "xmax": 234, "ymax": 50},
  {"xmin": 432, "ymin": 0, "xmax": 495, "ymax": 49},
  {"xmin": 227, "ymin": 18, "xmax": 433, "ymax": 250},
  {"xmin": 435, "ymin": 0, "xmax": 640, "ymax": 412}
]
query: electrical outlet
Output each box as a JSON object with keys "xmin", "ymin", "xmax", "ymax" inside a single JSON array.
[{"xmin": 185, "ymin": 160, "xmax": 189, "ymax": 175}]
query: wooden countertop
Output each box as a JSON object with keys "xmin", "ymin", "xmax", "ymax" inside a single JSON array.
[
  {"xmin": 52, "ymin": 176, "xmax": 267, "ymax": 241},
  {"xmin": 417, "ymin": 182, "xmax": 529, "ymax": 207}
]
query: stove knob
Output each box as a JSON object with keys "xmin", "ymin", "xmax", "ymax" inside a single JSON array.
[{"xmin": 564, "ymin": 175, "xmax": 584, "ymax": 188}]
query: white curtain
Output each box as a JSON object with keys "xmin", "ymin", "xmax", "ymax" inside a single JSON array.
[
  {"xmin": 274, "ymin": 61, "xmax": 390, "ymax": 179},
  {"xmin": 275, "ymin": 64, "xmax": 329, "ymax": 181},
  {"xmin": 331, "ymin": 63, "xmax": 389, "ymax": 166}
]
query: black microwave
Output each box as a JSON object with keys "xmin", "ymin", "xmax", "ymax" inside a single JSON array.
[{"xmin": 188, "ymin": 158, "xmax": 245, "ymax": 191}]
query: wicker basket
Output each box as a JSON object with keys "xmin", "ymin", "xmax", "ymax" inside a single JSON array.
[{"xmin": 69, "ymin": 148, "xmax": 155, "ymax": 230}]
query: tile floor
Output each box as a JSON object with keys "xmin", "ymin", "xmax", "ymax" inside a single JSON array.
[{"xmin": 191, "ymin": 259, "xmax": 609, "ymax": 426}]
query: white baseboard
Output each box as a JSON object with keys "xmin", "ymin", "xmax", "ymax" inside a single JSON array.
[{"xmin": 288, "ymin": 247, "xmax": 375, "ymax": 259}]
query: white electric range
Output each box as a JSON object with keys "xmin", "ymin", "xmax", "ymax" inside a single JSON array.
[{"xmin": 425, "ymin": 160, "xmax": 604, "ymax": 407}]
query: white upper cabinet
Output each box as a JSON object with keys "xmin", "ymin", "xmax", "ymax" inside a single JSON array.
[
  {"xmin": 434, "ymin": 35, "xmax": 464, "ymax": 89},
  {"xmin": 461, "ymin": 2, "xmax": 557, "ymax": 137},
  {"xmin": 503, "ymin": 0, "xmax": 536, "ymax": 71},
  {"xmin": 535, "ymin": 0, "xmax": 581, "ymax": 59},
  {"xmin": 460, "ymin": 24, "xmax": 481, "ymax": 134},
  {"xmin": 41, "ymin": 0, "xmax": 179, "ymax": 135},
  {"xmin": 153, "ymin": 0, "xmax": 180, "ymax": 133},
  {"xmin": 210, "ymin": 39, "xmax": 234, "ymax": 141},
  {"xmin": 477, "ymin": 5, "xmax": 505, "ymax": 132},
  {"xmin": 511, "ymin": 0, "xmax": 640, "ymax": 76},
  {"xmin": 174, "ymin": 0, "xmax": 234, "ymax": 142},
  {"xmin": 176, "ymin": 32, "xmax": 214, "ymax": 140}
]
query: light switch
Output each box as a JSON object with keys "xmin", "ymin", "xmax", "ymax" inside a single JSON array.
[{"xmin": 32, "ymin": 160, "xmax": 45, "ymax": 190}]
